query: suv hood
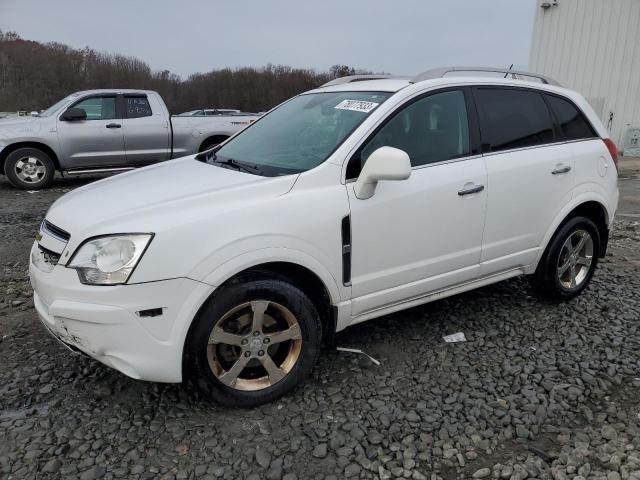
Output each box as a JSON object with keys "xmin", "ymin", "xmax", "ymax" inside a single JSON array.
[{"xmin": 46, "ymin": 157, "xmax": 298, "ymax": 240}]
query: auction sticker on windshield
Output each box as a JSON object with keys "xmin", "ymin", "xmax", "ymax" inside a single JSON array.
[{"xmin": 334, "ymin": 99, "xmax": 379, "ymax": 113}]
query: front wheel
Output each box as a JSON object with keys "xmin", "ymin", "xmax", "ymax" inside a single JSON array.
[
  {"xmin": 529, "ymin": 216, "xmax": 600, "ymax": 301},
  {"xmin": 5, "ymin": 148, "xmax": 55, "ymax": 190},
  {"xmin": 185, "ymin": 277, "xmax": 321, "ymax": 407}
]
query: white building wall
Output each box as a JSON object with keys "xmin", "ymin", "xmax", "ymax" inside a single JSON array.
[{"xmin": 529, "ymin": 0, "xmax": 640, "ymax": 151}]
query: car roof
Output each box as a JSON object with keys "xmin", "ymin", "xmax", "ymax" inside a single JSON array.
[
  {"xmin": 308, "ymin": 78, "xmax": 411, "ymax": 93},
  {"xmin": 70, "ymin": 89, "xmax": 157, "ymax": 97},
  {"xmin": 308, "ymin": 76, "xmax": 572, "ymax": 96}
]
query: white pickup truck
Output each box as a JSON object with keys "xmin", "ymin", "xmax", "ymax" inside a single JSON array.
[{"xmin": 0, "ymin": 89, "xmax": 259, "ymax": 189}]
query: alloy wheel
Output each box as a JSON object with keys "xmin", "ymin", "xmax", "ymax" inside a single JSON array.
[
  {"xmin": 15, "ymin": 157, "xmax": 46, "ymax": 184},
  {"xmin": 207, "ymin": 300, "xmax": 302, "ymax": 391},
  {"xmin": 556, "ymin": 229, "xmax": 594, "ymax": 289}
]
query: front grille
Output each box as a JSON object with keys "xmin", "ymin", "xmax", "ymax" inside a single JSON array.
[
  {"xmin": 38, "ymin": 245, "xmax": 61, "ymax": 266},
  {"xmin": 42, "ymin": 220, "xmax": 70, "ymax": 242}
]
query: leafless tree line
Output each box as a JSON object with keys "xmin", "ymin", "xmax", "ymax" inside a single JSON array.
[{"xmin": 0, "ymin": 31, "xmax": 367, "ymax": 114}]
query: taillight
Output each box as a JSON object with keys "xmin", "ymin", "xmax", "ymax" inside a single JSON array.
[{"xmin": 603, "ymin": 138, "xmax": 619, "ymax": 171}]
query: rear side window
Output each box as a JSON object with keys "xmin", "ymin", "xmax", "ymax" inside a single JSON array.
[
  {"xmin": 475, "ymin": 88, "xmax": 554, "ymax": 152},
  {"xmin": 545, "ymin": 94, "xmax": 596, "ymax": 141},
  {"xmin": 125, "ymin": 96, "xmax": 152, "ymax": 118}
]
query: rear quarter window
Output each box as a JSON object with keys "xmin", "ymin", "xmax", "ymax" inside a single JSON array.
[
  {"xmin": 545, "ymin": 94, "xmax": 597, "ymax": 141},
  {"xmin": 474, "ymin": 88, "xmax": 555, "ymax": 153},
  {"xmin": 125, "ymin": 96, "xmax": 153, "ymax": 118}
]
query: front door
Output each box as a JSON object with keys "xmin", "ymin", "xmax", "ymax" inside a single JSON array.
[
  {"xmin": 56, "ymin": 95, "xmax": 127, "ymax": 169},
  {"xmin": 346, "ymin": 89, "xmax": 487, "ymax": 317}
]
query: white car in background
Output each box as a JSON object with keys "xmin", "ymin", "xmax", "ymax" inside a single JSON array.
[{"xmin": 30, "ymin": 67, "xmax": 619, "ymax": 406}]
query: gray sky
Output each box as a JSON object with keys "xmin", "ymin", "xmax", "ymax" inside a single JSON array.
[{"xmin": 0, "ymin": 0, "xmax": 535, "ymax": 79}]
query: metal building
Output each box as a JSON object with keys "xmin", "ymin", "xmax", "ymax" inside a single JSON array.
[{"xmin": 529, "ymin": 0, "xmax": 640, "ymax": 155}]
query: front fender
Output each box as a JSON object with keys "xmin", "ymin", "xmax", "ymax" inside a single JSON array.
[
  {"xmin": 0, "ymin": 118, "xmax": 62, "ymax": 169},
  {"xmin": 197, "ymin": 246, "xmax": 343, "ymax": 305}
]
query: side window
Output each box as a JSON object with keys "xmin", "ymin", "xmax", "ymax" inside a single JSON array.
[
  {"xmin": 475, "ymin": 88, "xmax": 554, "ymax": 152},
  {"xmin": 125, "ymin": 96, "xmax": 152, "ymax": 118},
  {"xmin": 545, "ymin": 94, "xmax": 596, "ymax": 141},
  {"xmin": 72, "ymin": 96, "xmax": 116, "ymax": 120},
  {"xmin": 349, "ymin": 90, "xmax": 470, "ymax": 177}
]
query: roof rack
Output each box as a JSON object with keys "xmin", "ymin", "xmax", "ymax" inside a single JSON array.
[
  {"xmin": 410, "ymin": 67, "xmax": 561, "ymax": 87},
  {"xmin": 320, "ymin": 74, "xmax": 402, "ymax": 87}
]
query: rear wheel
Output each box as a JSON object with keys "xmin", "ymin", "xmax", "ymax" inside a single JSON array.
[
  {"xmin": 5, "ymin": 148, "xmax": 55, "ymax": 190},
  {"xmin": 199, "ymin": 136, "xmax": 228, "ymax": 152},
  {"xmin": 185, "ymin": 277, "xmax": 321, "ymax": 406},
  {"xmin": 530, "ymin": 216, "xmax": 600, "ymax": 301}
]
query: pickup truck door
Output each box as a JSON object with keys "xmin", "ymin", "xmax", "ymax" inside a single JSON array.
[
  {"xmin": 121, "ymin": 94, "xmax": 171, "ymax": 164},
  {"xmin": 56, "ymin": 95, "xmax": 127, "ymax": 169}
]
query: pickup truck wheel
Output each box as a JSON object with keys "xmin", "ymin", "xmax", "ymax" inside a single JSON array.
[
  {"xmin": 185, "ymin": 278, "xmax": 321, "ymax": 407},
  {"xmin": 199, "ymin": 136, "xmax": 228, "ymax": 152},
  {"xmin": 529, "ymin": 216, "xmax": 600, "ymax": 301},
  {"xmin": 5, "ymin": 148, "xmax": 55, "ymax": 190}
]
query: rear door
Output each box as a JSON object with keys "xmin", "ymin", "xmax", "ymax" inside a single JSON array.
[
  {"xmin": 56, "ymin": 95, "xmax": 126, "ymax": 169},
  {"xmin": 474, "ymin": 86, "xmax": 575, "ymax": 275},
  {"xmin": 544, "ymin": 93, "xmax": 603, "ymax": 198},
  {"xmin": 121, "ymin": 94, "xmax": 171, "ymax": 165}
]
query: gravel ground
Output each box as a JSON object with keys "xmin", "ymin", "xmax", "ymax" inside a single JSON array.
[{"xmin": 1, "ymin": 169, "xmax": 639, "ymax": 480}]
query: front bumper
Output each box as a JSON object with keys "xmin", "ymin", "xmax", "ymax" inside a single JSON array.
[{"xmin": 29, "ymin": 242, "xmax": 214, "ymax": 382}]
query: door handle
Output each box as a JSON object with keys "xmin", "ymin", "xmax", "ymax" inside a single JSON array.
[
  {"xmin": 458, "ymin": 184, "xmax": 485, "ymax": 196},
  {"xmin": 106, "ymin": 123, "xmax": 121, "ymax": 129},
  {"xmin": 551, "ymin": 165, "xmax": 571, "ymax": 175}
]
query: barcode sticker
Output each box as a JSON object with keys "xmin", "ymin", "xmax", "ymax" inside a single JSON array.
[{"xmin": 335, "ymin": 100, "xmax": 379, "ymax": 113}]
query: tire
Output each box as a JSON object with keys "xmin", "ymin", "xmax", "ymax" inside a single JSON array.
[
  {"xmin": 199, "ymin": 136, "xmax": 228, "ymax": 152},
  {"xmin": 184, "ymin": 277, "xmax": 321, "ymax": 407},
  {"xmin": 529, "ymin": 216, "xmax": 600, "ymax": 301},
  {"xmin": 5, "ymin": 148, "xmax": 55, "ymax": 190}
]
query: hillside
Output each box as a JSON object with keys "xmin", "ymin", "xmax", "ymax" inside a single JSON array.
[{"xmin": 0, "ymin": 31, "xmax": 361, "ymax": 114}]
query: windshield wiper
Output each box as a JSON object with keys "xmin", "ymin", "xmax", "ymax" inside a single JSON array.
[
  {"xmin": 195, "ymin": 148, "xmax": 216, "ymax": 163},
  {"xmin": 196, "ymin": 149, "xmax": 262, "ymax": 175},
  {"xmin": 213, "ymin": 157, "xmax": 261, "ymax": 175}
]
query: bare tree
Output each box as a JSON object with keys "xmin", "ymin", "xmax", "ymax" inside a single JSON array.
[{"xmin": 0, "ymin": 31, "xmax": 370, "ymax": 114}]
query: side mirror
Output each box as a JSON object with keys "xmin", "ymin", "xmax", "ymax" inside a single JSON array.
[
  {"xmin": 60, "ymin": 107, "xmax": 87, "ymax": 121},
  {"xmin": 353, "ymin": 146, "xmax": 411, "ymax": 199}
]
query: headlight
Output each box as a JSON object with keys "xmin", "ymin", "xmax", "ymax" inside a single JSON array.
[{"xmin": 68, "ymin": 234, "xmax": 153, "ymax": 285}]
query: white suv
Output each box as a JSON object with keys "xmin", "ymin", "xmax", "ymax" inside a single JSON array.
[{"xmin": 30, "ymin": 67, "xmax": 619, "ymax": 406}]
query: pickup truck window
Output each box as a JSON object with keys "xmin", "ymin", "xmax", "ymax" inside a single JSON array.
[
  {"xmin": 125, "ymin": 96, "xmax": 153, "ymax": 118},
  {"xmin": 73, "ymin": 96, "xmax": 117, "ymax": 120},
  {"xmin": 213, "ymin": 91, "xmax": 391, "ymax": 176}
]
